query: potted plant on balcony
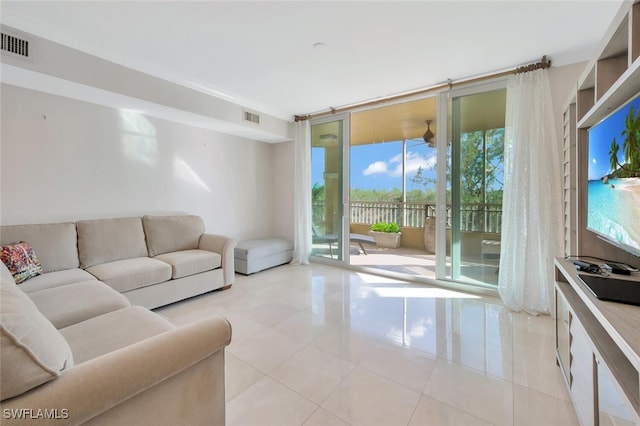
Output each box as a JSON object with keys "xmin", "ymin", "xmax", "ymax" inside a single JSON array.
[{"xmin": 368, "ymin": 221, "xmax": 401, "ymax": 248}]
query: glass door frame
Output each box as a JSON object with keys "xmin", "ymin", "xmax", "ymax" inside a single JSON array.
[
  {"xmin": 435, "ymin": 79, "xmax": 508, "ymax": 284},
  {"xmin": 435, "ymin": 92, "xmax": 448, "ymax": 279},
  {"xmin": 310, "ymin": 113, "xmax": 351, "ymax": 265}
]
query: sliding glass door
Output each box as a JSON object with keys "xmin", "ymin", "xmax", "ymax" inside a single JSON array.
[
  {"xmin": 444, "ymin": 83, "xmax": 506, "ymax": 286},
  {"xmin": 310, "ymin": 115, "xmax": 349, "ymax": 261},
  {"xmin": 308, "ymin": 83, "xmax": 506, "ymax": 289}
]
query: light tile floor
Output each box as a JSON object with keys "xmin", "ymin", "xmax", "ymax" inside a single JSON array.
[{"xmin": 156, "ymin": 263, "xmax": 578, "ymax": 426}]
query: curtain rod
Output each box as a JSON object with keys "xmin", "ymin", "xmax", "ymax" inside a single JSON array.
[{"xmin": 294, "ymin": 55, "xmax": 551, "ymax": 122}]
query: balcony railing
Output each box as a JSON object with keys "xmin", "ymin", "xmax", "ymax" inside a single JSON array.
[{"xmin": 313, "ymin": 201, "xmax": 502, "ymax": 234}]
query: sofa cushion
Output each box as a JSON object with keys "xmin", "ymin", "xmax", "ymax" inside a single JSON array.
[
  {"xmin": 28, "ymin": 281, "xmax": 131, "ymax": 329},
  {"xmin": 143, "ymin": 215, "xmax": 205, "ymax": 257},
  {"xmin": 60, "ymin": 306, "xmax": 175, "ymax": 364},
  {"xmin": 77, "ymin": 217, "xmax": 149, "ymax": 269},
  {"xmin": 1, "ymin": 222, "xmax": 80, "ymax": 272},
  {"xmin": 0, "ymin": 263, "xmax": 74, "ymax": 401},
  {"xmin": 85, "ymin": 257, "xmax": 172, "ymax": 293},
  {"xmin": 154, "ymin": 249, "xmax": 221, "ymax": 279},
  {"xmin": 1, "ymin": 241, "xmax": 43, "ymax": 283},
  {"xmin": 18, "ymin": 268, "xmax": 98, "ymax": 293}
]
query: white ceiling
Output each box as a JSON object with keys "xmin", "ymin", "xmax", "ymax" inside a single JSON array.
[{"xmin": 0, "ymin": 1, "xmax": 626, "ymax": 121}]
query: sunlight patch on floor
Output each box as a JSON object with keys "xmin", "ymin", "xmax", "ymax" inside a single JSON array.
[{"xmin": 372, "ymin": 286, "xmax": 480, "ymax": 299}]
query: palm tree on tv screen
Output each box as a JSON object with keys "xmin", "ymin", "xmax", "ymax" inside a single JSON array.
[
  {"xmin": 609, "ymin": 105, "xmax": 640, "ymax": 177},
  {"xmin": 621, "ymin": 105, "xmax": 640, "ymax": 175},
  {"xmin": 608, "ymin": 137, "xmax": 619, "ymax": 175}
]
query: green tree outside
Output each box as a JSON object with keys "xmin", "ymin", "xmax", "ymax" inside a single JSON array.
[{"xmin": 318, "ymin": 127, "xmax": 505, "ymax": 206}]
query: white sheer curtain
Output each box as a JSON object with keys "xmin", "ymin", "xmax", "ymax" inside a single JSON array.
[
  {"xmin": 498, "ymin": 69, "xmax": 563, "ymax": 315},
  {"xmin": 290, "ymin": 120, "xmax": 312, "ymax": 265}
]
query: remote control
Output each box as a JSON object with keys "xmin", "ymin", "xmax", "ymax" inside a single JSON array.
[
  {"xmin": 573, "ymin": 260, "xmax": 597, "ymax": 272},
  {"xmin": 604, "ymin": 262, "xmax": 631, "ymax": 275}
]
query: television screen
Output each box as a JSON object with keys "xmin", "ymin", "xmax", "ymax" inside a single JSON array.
[{"xmin": 587, "ymin": 93, "xmax": 640, "ymax": 256}]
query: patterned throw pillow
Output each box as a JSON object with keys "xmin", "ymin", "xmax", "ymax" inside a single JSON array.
[{"xmin": 0, "ymin": 241, "xmax": 43, "ymax": 284}]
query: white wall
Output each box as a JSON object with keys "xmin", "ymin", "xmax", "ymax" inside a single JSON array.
[
  {"xmin": 1, "ymin": 25, "xmax": 290, "ymax": 143},
  {"xmin": 0, "ymin": 84, "xmax": 281, "ymax": 241},
  {"xmin": 271, "ymin": 140, "xmax": 294, "ymax": 241},
  {"xmin": 548, "ymin": 61, "xmax": 585, "ymax": 143}
]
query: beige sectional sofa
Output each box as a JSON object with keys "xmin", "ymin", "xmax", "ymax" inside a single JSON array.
[
  {"xmin": 0, "ymin": 215, "xmax": 235, "ymax": 424},
  {"xmin": 0, "ymin": 215, "xmax": 236, "ymax": 309},
  {"xmin": 0, "ymin": 262, "xmax": 231, "ymax": 425}
]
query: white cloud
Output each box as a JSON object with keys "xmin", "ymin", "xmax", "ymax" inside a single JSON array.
[
  {"xmin": 389, "ymin": 153, "xmax": 403, "ymax": 164},
  {"xmin": 592, "ymin": 158, "xmax": 597, "ymax": 164},
  {"xmin": 408, "ymin": 152, "xmax": 437, "ymax": 173},
  {"xmin": 390, "ymin": 152, "xmax": 437, "ymax": 177},
  {"xmin": 363, "ymin": 161, "xmax": 388, "ymax": 176},
  {"xmin": 363, "ymin": 151, "xmax": 437, "ymax": 178}
]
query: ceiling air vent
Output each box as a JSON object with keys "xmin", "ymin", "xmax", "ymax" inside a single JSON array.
[
  {"xmin": 243, "ymin": 110, "xmax": 260, "ymax": 125},
  {"xmin": 1, "ymin": 32, "xmax": 30, "ymax": 59}
]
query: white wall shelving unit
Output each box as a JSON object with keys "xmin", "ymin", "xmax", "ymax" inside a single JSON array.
[
  {"xmin": 557, "ymin": 2, "xmax": 640, "ymax": 424},
  {"xmin": 562, "ymin": 1, "xmax": 640, "ymax": 265}
]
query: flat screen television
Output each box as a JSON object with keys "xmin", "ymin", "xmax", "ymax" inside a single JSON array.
[{"xmin": 587, "ymin": 92, "xmax": 640, "ymax": 257}]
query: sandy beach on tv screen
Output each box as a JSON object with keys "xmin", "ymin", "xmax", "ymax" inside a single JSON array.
[{"xmin": 615, "ymin": 177, "xmax": 640, "ymax": 197}]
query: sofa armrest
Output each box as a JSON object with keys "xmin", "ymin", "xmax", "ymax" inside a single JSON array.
[
  {"xmin": 0, "ymin": 316, "xmax": 231, "ymax": 425},
  {"xmin": 198, "ymin": 234, "xmax": 237, "ymax": 286}
]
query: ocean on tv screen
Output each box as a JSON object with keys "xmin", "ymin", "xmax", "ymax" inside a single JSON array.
[{"xmin": 587, "ymin": 178, "xmax": 640, "ymax": 252}]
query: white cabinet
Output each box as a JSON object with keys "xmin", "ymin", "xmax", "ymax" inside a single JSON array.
[
  {"xmin": 597, "ymin": 357, "xmax": 637, "ymax": 425},
  {"xmin": 569, "ymin": 318, "xmax": 595, "ymax": 426},
  {"xmin": 554, "ymin": 258, "xmax": 640, "ymax": 426},
  {"xmin": 555, "ymin": 289, "xmax": 571, "ymax": 380},
  {"xmin": 556, "ymin": 288, "xmax": 596, "ymax": 426}
]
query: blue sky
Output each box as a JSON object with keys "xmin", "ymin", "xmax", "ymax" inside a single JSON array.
[
  {"xmin": 312, "ymin": 138, "xmax": 438, "ymax": 191},
  {"xmin": 588, "ymin": 94, "xmax": 640, "ymax": 181}
]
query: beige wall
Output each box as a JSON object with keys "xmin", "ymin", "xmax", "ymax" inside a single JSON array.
[
  {"xmin": 548, "ymin": 61, "xmax": 585, "ymax": 143},
  {"xmin": 271, "ymin": 140, "xmax": 294, "ymax": 241},
  {"xmin": 0, "ymin": 25, "xmax": 289, "ymax": 143},
  {"xmin": 0, "ymin": 84, "xmax": 277, "ymax": 241},
  {"xmin": 0, "ymin": 27, "xmax": 294, "ymax": 242}
]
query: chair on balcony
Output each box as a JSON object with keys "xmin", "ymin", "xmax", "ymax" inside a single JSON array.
[
  {"xmin": 350, "ymin": 233, "xmax": 376, "ymax": 254},
  {"xmin": 312, "ymin": 225, "xmax": 376, "ymax": 255},
  {"xmin": 312, "ymin": 224, "xmax": 338, "ymax": 256}
]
